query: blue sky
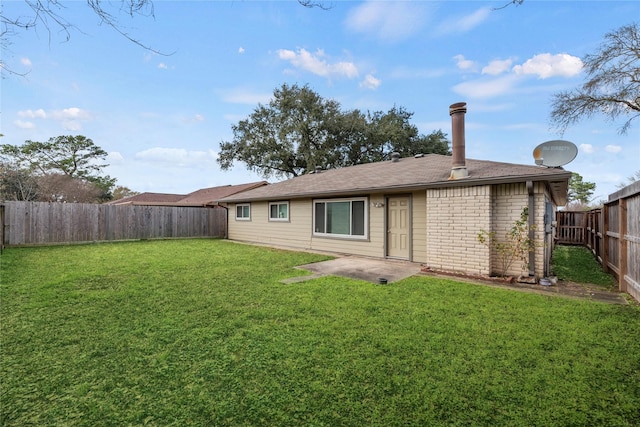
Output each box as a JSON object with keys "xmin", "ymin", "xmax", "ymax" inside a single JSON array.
[{"xmin": 2, "ymin": 0, "xmax": 639, "ymax": 202}]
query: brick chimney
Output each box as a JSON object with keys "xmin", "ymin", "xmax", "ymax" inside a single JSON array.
[{"xmin": 449, "ymin": 102, "xmax": 469, "ymax": 180}]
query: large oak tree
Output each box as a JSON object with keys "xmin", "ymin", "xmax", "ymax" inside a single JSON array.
[{"xmin": 217, "ymin": 84, "xmax": 450, "ymax": 179}]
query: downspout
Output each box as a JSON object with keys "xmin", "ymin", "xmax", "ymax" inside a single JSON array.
[
  {"xmin": 216, "ymin": 203, "xmax": 229, "ymax": 239},
  {"xmin": 527, "ymin": 181, "xmax": 535, "ymax": 277}
]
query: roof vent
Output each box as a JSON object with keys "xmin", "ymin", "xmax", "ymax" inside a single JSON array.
[{"xmin": 391, "ymin": 152, "xmax": 400, "ymax": 162}]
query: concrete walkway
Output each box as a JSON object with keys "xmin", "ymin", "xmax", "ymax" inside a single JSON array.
[
  {"xmin": 282, "ymin": 255, "xmax": 629, "ymax": 305},
  {"xmin": 282, "ymin": 256, "xmax": 423, "ymax": 285}
]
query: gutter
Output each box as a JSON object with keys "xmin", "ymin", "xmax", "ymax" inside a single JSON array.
[
  {"xmin": 527, "ymin": 180, "xmax": 535, "ymax": 277},
  {"xmin": 218, "ymin": 172, "xmax": 572, "ymax": 204}
]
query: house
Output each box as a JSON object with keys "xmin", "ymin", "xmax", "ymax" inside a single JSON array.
[
  {"xmin": 108, "ymin": 192, "xmax": 187, "ymax": 205},
  {"xmin": 108, "ymin": 181, "xmax": 268, "ymax": 207},
  {"xmin": 218, "ymin": 103, "xmax": 572, "ymax": 279}
]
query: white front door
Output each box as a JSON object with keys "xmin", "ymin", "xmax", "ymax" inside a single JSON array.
[{"xmin": 387, "ymin": 196, "xmax": 410, "ymax": 259}]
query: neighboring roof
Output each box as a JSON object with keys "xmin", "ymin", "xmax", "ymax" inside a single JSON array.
[
  {"xmin": 109, "ymin": 181, "xmax": 268, "ymax": 206},
  {"xmin": 108, "ymin": 192, "xmax": 186, "ymax": 205},
  {"xmin": 218, "ymin": 155, "xmax": 572, "ymax": 205},
  {"xmin": 176, "ymin": 181, "xmax": 268, "ymax": 205}
]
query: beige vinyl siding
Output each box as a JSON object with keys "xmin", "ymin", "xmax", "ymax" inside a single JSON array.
[
  {"xmin": 228, "ymin": 196, "xmax": 386, "ymax": 258},
  {"xmin": 228, "ymin": 182, "xmax": 551, "ymax": 277},
  {"xmin": 310, "ymin": 194, "xmax": 384, "ymax": 258},
  {"xmin": 411, "ymin": 191, "xmax": 427, "ymax": 263},
  {"xmin": 228, "ymin": 200, "xmax": 313, "ymax": 249}
]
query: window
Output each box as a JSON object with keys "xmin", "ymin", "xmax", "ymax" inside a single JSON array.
[
  {"xmin": 236, "ymin": 203, "xmax": 250, "ymax": 220},
  {"xmin": 269, "ymin": 201, "xmax": 289, "ymax": 221},
  {"xmin": 313, "ymin": 198, "xmax": 367, "ymax": 239}
]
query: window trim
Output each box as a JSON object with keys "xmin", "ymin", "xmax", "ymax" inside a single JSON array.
[
  {"xmin": 235, "ymin": 203, "xmax": 251, "ymax": 221},
  {"xmin": 268, "ymin": 201, "xmax": 290, "ymax": 222},
  {"xmin": 313, "ymin": 197, "xmax": 368, "ymax": 239}
]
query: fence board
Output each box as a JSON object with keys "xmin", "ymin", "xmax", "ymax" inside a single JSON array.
[
  {"xmin": 1, "ymin": 201, "xmax": 227, "ymax": 246},
  {"xmin": 556, "ymin": 211, "xmax": 585, "ymax": 244},
  {"xmin": 556, "ymin": 181, "xmax": 639, "ymax": 302}
]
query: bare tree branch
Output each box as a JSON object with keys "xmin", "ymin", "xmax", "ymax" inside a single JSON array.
[
  {"xmin": 2, "ymin": 0, "xmax": 332, "ymax": 75},
  {"xmin": 550, "ymin": 22, "xmax": 640, "ymax": 135},
  {"xmin": 492, "ymin": 0, "xmax": 524, "ymax": 12}
]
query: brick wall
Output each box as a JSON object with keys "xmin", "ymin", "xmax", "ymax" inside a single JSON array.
[
  {"xmin": 491, "ymin": 182, "xmax": 547, "ymax": 277},
  {"xmin": 426, "ymin": 185, "xmax": 492, "ymax": 275},
  {"xmin": 426, "ymin": 183, "xmax": 549, "ymax": 278}
]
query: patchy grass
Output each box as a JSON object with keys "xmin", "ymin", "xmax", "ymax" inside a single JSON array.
[
  {"xmin": 2, "ymin": 240, "xmax": 639, "ymax": 426},
  {"xmin": 552, "ymin": 245, "xmax": 617, "ymax": 289}
]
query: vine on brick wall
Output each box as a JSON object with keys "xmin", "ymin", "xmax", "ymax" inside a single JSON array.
[{"xmin": 477, "ymin": 207, "xmax": 536, "ymax": 277}]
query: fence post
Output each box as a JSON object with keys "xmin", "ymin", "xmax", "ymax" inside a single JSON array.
[
  {"xmin": 0, "ymin": 204, "xmax": 4, "ymax": 253},
  {"xmin": 602, "ymin": 203, "xmax": 609, "ymax": 273},
  {"xmin": 619, "ymin": 198, "xmax": 627, "ymax": 293}
]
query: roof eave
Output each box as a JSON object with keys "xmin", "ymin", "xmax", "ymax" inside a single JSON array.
[{"xmin": 219, "ymin": 171, "xmax": 572, "ymax": 203}]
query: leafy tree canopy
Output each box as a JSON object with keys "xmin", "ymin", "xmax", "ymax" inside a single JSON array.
[
  {"xmin": 218, "ymin": 83, "xmax": 451, "ymax": 179},
  {"xmin": 0, "ymin": 135, "xmax": 116, "ymax": 202},
  {"xmin": 550, "ymin": 22, "xmax": 640, "ymax": 135},
  {"xmin": 112, "ymin": 186, "xmax": 140, "ymax": 201},
  {"xmin": 567, "ymin": 172, "xmax": 596, "ymax": 205}
]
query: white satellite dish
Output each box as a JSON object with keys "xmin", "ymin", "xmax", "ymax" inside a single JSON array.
[{"xmin": 533, "ymin": 140, "xmax": 578, "ymax": 167}]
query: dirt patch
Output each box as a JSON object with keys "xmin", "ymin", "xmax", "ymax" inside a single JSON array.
[{"xmin": 419, "ymin": 267, "xmax": 628, "ymax": 305}]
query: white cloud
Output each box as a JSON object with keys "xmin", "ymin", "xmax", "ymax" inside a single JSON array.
[
  {"xmin": 223, "ymin": 113, "xmax": 247, "ymax": 122},
  {"xmin": 451, "ymin": 51, "xmax": 584, "ymax": 99},
  {"xmin": 18, "ymin": 109, "xmax": 47, "ymax": 119},
  {"xmin": 513, "ymin": 53, "xmax": 583, "ymax": 79},
  {"xmin": 482, "ymin": 59, "xmax": 513, "ymax": 76},
  {"xmin": 220, "ymin": 88, "xmax": 272, "ymax": 105},
  {"xmin": 345, "ymin": 1, "xmax": 428, "ymax": 42},
  {"xmin": 108, "ymin": 151, "xmax": 125, "ymax": 164},
  {"xmin": 45, "ymin": 107, "xmax": 92, "ymax": 131},
  {"xmin": 277, "ymin": 48, "xmax": 358, "ymax": 79},
  {"xmin": 135, "ymin": 147, "xmax": 219, "ymax": 169},
  {"xmin": 158, "ymin": 63, "xmax": 168, "ymax": 69},
  {"xmin": 61, "ymin": 121, "xmax": 83, "ymax": 131},
  {"xmin": 453, "ymin": 54, "xmax": 477, "ymax": 72},
  {"xmin": 453, "ymin": 75, "xmax": 518, "ymax": 99},
  {"xmin": 390, "ymin": 66, "xmax": 447, "ymax": 79},
  {"xmin": 360, "ymin": 74, "xmax": 381, "ymax": 90},
  {"xmin": 21, "ymin": 57, "xmax": 32, "ymax": 67},
  {"xmin": 180, "ymin": 113, "xmax": 205, "ymax": 124},
  {"xmin": 14, "ymin": 120, "xmax": 35, "ymax": 129},
  {"xmin": 605, "ymin": 144, "xmax": 622, "ymax": 153},
  {"xmin": 238, "ymin": 47, "xmax": 245, "ymax": 54},
  {"xmin": 435, "ymin": 7, "xmax": 491, "ymax": 35},
  {"xmin": 50, "ymin": 107, "xmax": 91, "ymax": 120},
  {"xmin": 15, "ymin": 107, "xmax": 91, "ymax": 131},
  {"xmin": 580, "ymin": 143, "xmax": 595, "ymax": 154}
]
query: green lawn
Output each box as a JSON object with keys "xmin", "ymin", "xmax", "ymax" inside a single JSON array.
[
  {"xmin": 1, "ymin": 240, "xmax": 639, "ymax": 426},
  {"xmin": 552, "ymin": 245, "xmax": 618, "ymax": 289}
]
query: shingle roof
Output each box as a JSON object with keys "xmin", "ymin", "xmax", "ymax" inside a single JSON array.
[
  {"xmin": 176, "ymin": 181, "xmax": 268, "ymax": 205},
  {"xmin": 218, "ymin": 154, "xmax": 572, "ymax": 205},
  {"xmin": 108, "ymin": 192, "xmax": 186, "ymax": 205},
  {"xmin": 109, "ymin": 181, "xmax": 268, "ymax": 206}
]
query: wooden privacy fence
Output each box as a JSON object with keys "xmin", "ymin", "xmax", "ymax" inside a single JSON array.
[
  {"xmin": 1, "ymin": 201, "xmax": 227, "ymax": 247},
  {"xmin": 556, "ymin": 210, "xmax": 587, "ymax": 245},
  {"xmin": 557, "ymin": 181, "xmax": 640, "ymax": 302}
]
